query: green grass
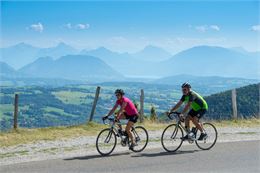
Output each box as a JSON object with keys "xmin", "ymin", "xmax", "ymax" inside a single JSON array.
[
  {"xmin": 0, "ymin": 104, "xmax": 30, "ymax": 120},
  {"xmin": 0, "ymin": 104, "xmax": 13, "ymax": 119},
  {"xmin": 0, "ymin": 150, "xmax": 29, "ymax": 159},
  {"xmin": 52, "ymin": 91, "xmax": 94, "ymax": 104},
  {"xmin": 43, "ymin": 106, "xmax": 78, "ymax": 117}
]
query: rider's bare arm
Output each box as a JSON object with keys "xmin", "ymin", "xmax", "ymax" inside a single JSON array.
[
  {"xmin": 107, "ymin": 104, "xmax": 118, "ymax": 117},
  {"xmin": 170, "ymin": 101, "xmax": 183, "ymax": 112},
  {"xmin": 181, "ymin": 101, "xmax": 192, "ymax": 114},
  {"xmin": 117, "ymin": 102, "xmax": 127, "ymax": 120}
]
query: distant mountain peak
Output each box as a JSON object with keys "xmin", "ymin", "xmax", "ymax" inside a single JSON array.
[
  {"xmin": 95, "ymin": 46, "xmax": 115, "ymax": 53},
  {"xmin": 13, "ymin": 42, "xmax": 37, "ymax": 49},
  {"xmin": 133, "ymin": 45, "xmax": 172, "ymax": 62},
  {"xmin": 143, "ymin": 45, "xmax": 165, "ymax": 50},
  {"xmin": 55, "ymin": 42, "xmax": 74, "ymax": 49}
]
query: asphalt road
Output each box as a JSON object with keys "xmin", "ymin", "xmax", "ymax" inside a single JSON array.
[{"xmin": 1, "ymin": 140, "xmax": 260, "ymax": 173}]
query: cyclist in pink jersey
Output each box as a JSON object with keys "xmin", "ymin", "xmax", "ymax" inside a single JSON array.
[{"xmin": 103, "ymin": 89, "xmax": 139, "ymax": 150}]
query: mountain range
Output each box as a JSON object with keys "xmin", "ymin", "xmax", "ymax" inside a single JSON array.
[
  {"xmin": 160, "ymin": 46, "xmax": 260, "ymax": 78},
  {"xmin": 0, "ymin": 42, "xmax": 260, "ymax": 81},
  {"xmin": 18, "ymin": 55, "xmax": 123, "ymax": 81}
]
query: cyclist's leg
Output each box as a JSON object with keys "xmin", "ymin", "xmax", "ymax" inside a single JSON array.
[
  {"xmin": 126, "ymin": 121, "xmax": 135, "ymax": 144},
  {"xmin": 185, "ymin": 110, "xmax": 195, "ymax": 132},
  {"xmin": 191, "ymin": 109, "xmax": 206, "ymax": 133},
  {"xmin": 117, "ymin": 113, "xmax": 126, "ymax": 130},
  {"xmin": 125, "ymin": 115, "xmax": 138, "ymax": 145},
  {"xmin": 191, "ymin": 116, "xmax": 203, "ymax": 132}
]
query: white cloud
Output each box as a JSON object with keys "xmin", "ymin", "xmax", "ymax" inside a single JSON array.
[
  {"xmin": 251, "ymin": 25, "xmax": 260, "ymax": 32},
  {"xmin": 65, "ymin": 23, "xmax": 72, "ymax": 29},
  {"xmin": 210, "ymin": 25, "xmax": 220, "ymax": 31},
  {"xmin": 29, "ymin": 22, "xmax": 44, "ymax": 32},
  {"xmin": 194, "ymin": 25, "xmax": 220, "ymax": 32},
  {"xmin": 75, "ymin": 23, "xmax": 90, "ymax": 30},
  {"xmin": 64, "ymin": 23, "xmax": 90, "ymax": 30},
  {"xmin": 195, "ymin": 25, "xmax": 207, "ymax": 32}
]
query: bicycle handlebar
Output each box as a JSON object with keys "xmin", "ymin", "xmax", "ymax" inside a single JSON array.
[
  {"xmin": 167, "ymin": 111, "xmax": 181, "ymax": 120},
  {"xmin": 102, "ymin": 117, "xmax": 121, "ymax": 125}
]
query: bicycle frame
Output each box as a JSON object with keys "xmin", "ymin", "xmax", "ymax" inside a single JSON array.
[
  {"xmin": 104, "ymin": 118, "xmax": 139, "ymax": 146},
  {"xmin": 168, "ymin": 112, "xmax": 199, "ymax": 142},
  {"xmin": 161, "ymin": 111, "xmax": 217, "ymax": 152}
]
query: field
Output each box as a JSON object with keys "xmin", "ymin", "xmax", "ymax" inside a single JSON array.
[
  {"xmin": 0, "ymin": 82, "xmax": 259, "ymax": 131},
  {"xmin": 0, "ymin": 83, "xmax": 181, "ymax": 131}
]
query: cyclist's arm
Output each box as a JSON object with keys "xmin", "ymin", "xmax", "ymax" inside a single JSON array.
[
  {"xmin": 181, "ymin": 102, "xmax": 192, "ymax": 114},
  {"xmin": 106, "ymin": 104, "xmax": 118, "ymax": 117},
  {"xmin": 117, "ymin": 102, "xmax": 127, "ymax": 120},
  {"xmin": 170, "ymin": 101, "xmax": 183, "ymax": 112}
]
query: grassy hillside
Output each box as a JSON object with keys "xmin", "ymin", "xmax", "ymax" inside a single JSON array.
[
  {"xmin": 0, "ymin": 82, "xmax": 259, "ymax": 131},
  {"xmin": 0, "ymin": 83, "xmax": 180, "ymax": 131},
  {"xmin": 205, "ymin": 83, "xmax": 260, "ymax": 119}
]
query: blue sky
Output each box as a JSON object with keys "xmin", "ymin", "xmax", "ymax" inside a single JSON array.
[{"xmin": 1, "ymin": 1, "xmax": 260, "ymax": 53}]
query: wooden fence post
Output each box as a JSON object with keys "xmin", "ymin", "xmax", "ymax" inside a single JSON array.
[
  {"xmin": 13, "ymin": 94, "xmax": 19, "ymax": 130},
  {"xmin": 140, "ymin": 89, "xmax": 144, "ymax": 123},
  {"xmin": 231, "ymin": 89, "xmax": 238, "ymax": 119},
  {"xmin": 89, "ymin": 86, "xmax": 101, "ymax": 122}
]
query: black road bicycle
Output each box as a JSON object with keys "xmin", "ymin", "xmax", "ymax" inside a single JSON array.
[
  {"xmin": 161, "ymin": 112, "xmax": 218, "ymax": 152},
  {"xmin": 96, "ymin": 118, "xmax": 149, "ymax": 156}
]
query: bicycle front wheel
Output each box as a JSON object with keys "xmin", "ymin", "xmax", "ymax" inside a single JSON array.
[
  {"xmin": 195, "ymin": 122, "xmax": 218, "ymax": 150},
  {"xmin": 161, "ymin": 124, "xmax": 184, "ymax": 152},
  {"xmin": 131, "ymin": 126, "xmax": 149, "ymax": 152},
  {"xmin": 96, "ymin": 128, "xmax": 117, "ymax": 156}
]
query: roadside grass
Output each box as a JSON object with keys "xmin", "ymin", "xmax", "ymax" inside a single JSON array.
[
  {"xmin": 0, "ymin": 118, "xmax": 259, "ymax": 147},
  {"xmin": 211, "ymin": 118, "xmax": 260, "ymax": 128},
  {"xmin": 0, "ymin": 150, "xmax": 29, "ymax": 159},
  {"xmin": 0, "ymin": 122, "xmax": 106, "ymax": 147}
]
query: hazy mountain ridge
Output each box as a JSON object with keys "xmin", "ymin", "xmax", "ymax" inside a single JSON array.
[
  {"xmin": 1, "ymin": 43, "xmax": 259, "ymax": 80},
  {"xmin": 18, "ymin": 55, "xmax": 123, "ymax": 81},
  {"xmin": 159, "ymin": 46, "xmax": 259, "ymax": 79}
]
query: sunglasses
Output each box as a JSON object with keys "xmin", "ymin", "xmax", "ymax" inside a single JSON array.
[
  {"xmin": 115, "ymin": 94, "xmax": 121, "ymax": 97},
  {"xmin": 182, "ymin": 88, "xmax": 188, "ymax": 92}
]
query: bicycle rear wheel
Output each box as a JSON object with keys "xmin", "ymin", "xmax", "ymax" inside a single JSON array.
[
  {"xmin": 195, "ymin": 122, "xmax": 218, "ymax": 150},
  {"xmin": 131, "ymin": 126, "xmax": 149, "ymax": 152},
  {"xmin": 96, "ymin": 128, "xmax": 117, "ymax": 156},
  {"xmin": 161, "ymin": 124, "xmax": 184, "ymax": 152}
]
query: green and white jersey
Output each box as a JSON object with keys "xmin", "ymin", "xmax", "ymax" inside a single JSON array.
[{"xmin": 180, "ymin": 90, "xmax": 208, "ymax": 111}]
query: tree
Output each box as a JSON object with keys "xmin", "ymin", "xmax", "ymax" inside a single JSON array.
[{"xmin": 150, "ymin": 105, "xmax": 157, "ymax": 122}]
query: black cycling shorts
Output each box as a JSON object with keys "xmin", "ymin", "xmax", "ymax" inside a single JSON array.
[
  {"xmin": 188, "ymin": 109, "xmax": 207, "ymax": 119},
  {"xmin": 124, "ymin": 113, "xmax": 139, "ymax": 123}
]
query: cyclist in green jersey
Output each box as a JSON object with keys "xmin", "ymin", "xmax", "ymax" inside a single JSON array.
[{"xmin": 168, "ymin": 82, "xmax": 208, "ymax": 141}]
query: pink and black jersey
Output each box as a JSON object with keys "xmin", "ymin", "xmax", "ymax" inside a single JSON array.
[{"xmin": 116, "ymin": 96, "xmax": 138, "ymax": 116}]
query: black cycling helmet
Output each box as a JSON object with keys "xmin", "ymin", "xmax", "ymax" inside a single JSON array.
[
  {"xmin": 181, "ymin": 82, "xmax": 191, "ymax": 88},
  {"xmin": 114, "ymin": 89, "xmax": 125, "ymax": 95}
]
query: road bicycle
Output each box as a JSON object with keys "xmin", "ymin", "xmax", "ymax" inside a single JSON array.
[
  {"xmin": 161, "ymin": 112, "xmax": 217, "ymax": 152},
  {"xmin": 96, "ymin": 117, "xmax": 149, "ymax": 156}
]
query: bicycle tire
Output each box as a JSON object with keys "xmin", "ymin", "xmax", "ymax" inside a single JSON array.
[
  {"xmin": 96, "ymin": 128, "xmax": 117, "ymax": 156},
  {"xmin": 161, "ymin": 124, "xmax": 184, "ymax": 152}
]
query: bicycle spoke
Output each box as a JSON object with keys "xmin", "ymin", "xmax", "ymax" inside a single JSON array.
[
  {"xmin": 161, "ymin": 124, "xmax": 183, "ymax": 152},
  {"xmin": 195, "ymin": 123, "xmax": 218, "ymax": 150},
  {"xmin": 96, "ymin": 128, "xmax": 117, "ymax": 156},
  {"xmin": 131, "ymin": 126, "xmax": 149, "ymax": 152}
]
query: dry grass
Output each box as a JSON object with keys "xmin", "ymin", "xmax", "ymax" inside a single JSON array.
[
  {"xmin": 0, "ymin": 118, "xmax": 259, "ymax": 147},
  {"xmin": 211, "ymin": 118, "xmax": 260, "ymax": 128},
  {"xmin": 0, "ymin": 122, "xmax": 106, "ymax": 147}
]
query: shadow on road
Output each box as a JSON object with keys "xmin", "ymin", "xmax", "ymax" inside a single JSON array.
[
  {"xmin": 131, "ymin": 149, "xmax": 200, "ymax": 158},
  {"xmin": 64, "ymin": 152, "xmax": 131, "ymax": 161}
]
